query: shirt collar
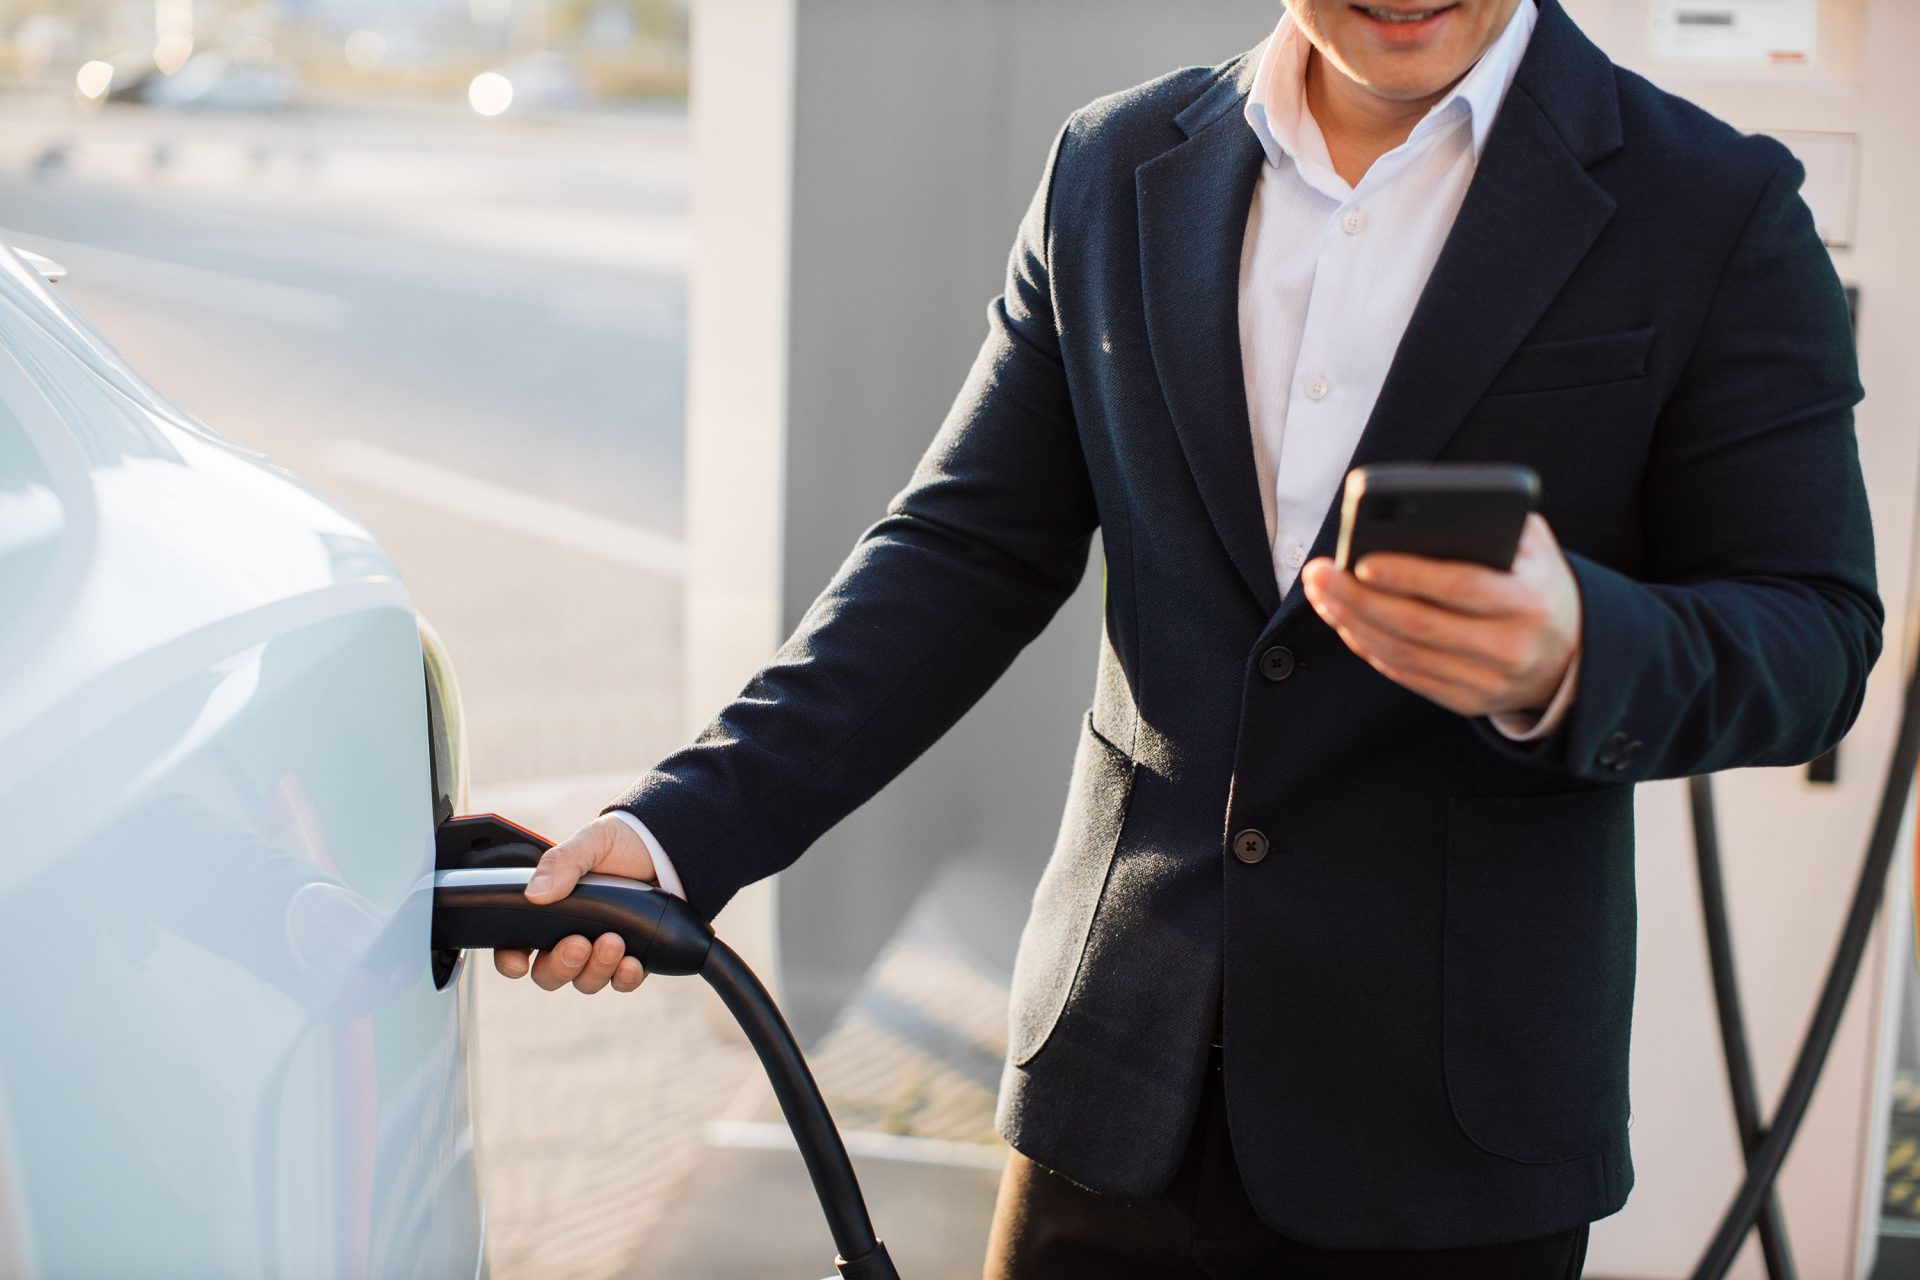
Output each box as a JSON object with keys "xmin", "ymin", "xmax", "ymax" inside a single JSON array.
[{"xmin": 1244, "ymin": 1, "xmax": 1537, "ymax": 174}]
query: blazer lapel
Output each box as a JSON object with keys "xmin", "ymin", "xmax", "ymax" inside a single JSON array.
[
  {"xmin": 1137, "ymin": 51, "xmax": 1280, "ymax": 618},
  {"xmin": 1269, "ymin": 0, "xmax": 1625, "ymax": 634}
]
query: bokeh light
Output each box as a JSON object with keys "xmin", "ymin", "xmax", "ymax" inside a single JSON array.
[
  {"xmin": 468, "ymin": 71, "xmax": 513, "ymax": 117},
  {"xmin": 74, "ymin": 60, "xmax": 112, "ymax": 101},
  {"xmin": 344, "ymin": 30, "xmax": 388, "ymax": 73},
  {"xmin": 233, "ymin": 36, "xmax": 274, "ymax": 68},
  {"xmin": 153, "ymin": 32, "xmax": 194, "ymax": 75}
]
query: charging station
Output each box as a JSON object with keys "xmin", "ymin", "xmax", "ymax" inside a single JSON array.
[{"xmin": 1551, "ymin": 3, "xmax": 1920, "ymax": 1276}]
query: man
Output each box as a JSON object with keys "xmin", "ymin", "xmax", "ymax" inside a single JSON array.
[{"xmin": 496, "ymin": 0, "xmax": 1880, "ymax": 1274}]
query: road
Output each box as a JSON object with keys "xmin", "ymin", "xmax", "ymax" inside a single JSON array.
[{"xmin": 0, "ymin": 94, "xmax": 690, "ymax": 791}]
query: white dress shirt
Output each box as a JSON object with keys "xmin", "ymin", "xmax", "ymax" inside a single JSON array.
[
  {"xmin": 610, "ymin": 807, "xmax": 685, "ymax": 898},
  {"xmin": 1240, "ymin": 0, "xmax": 1575, "ymax": 743},
  {"xmin": 620, "ymin": 0, "xmax": 1572, "ymax": 896}
]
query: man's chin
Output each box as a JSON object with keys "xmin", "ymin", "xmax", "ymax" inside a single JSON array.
[
  {"xmin": 1369, "ymin": 83, "xmax": 1455, "ymax": 104},
  {"xmin": 1343, "ymin": 61, "xmax": 1465, "ymax": 103}
]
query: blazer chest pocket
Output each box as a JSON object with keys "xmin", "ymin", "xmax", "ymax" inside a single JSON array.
[{"xmin": 1481, "ymin": 327, "xmax": 1654, "ymax": 398}]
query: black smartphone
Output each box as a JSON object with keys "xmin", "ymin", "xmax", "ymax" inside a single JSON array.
[{"xmin": 1333, "ymin": 463, "xmax": 1540, "ymax": 573}]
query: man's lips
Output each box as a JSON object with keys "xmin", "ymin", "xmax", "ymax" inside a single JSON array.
[
  {"xmin": 1350, "ymin": 3, "xmax": 1461, "ymax": 41},
  {"xmin": 1351, "ymin": 3, "xmax": 1459, "ymax": 20}
]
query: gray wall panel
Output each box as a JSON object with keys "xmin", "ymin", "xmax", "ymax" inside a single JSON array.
[{"xmin": 775, "ymin": 0, "xmax": 1278, "ymax": 1040}]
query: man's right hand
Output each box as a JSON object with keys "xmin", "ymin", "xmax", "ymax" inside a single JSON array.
[{"xmin": 492, "ymin": 813, "xmax": 659, "ymax": 994}]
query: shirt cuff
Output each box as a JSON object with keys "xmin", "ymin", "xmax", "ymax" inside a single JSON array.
[
  {"xmin": 606, "ymin": 809, "xmax": 688, "ymax": 902},
  {"xmin": 1489, "ymin": 648, "xmax": 1581, "ymax": 743}
]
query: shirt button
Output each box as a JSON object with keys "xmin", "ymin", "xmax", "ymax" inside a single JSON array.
[
  {"xmin": 1342, "ymin": 210, "xmax": 1365, "ymax": 234},
  {"xmin": 1286, "ymin": 544, "xmax": 1306, "ymax": 568},
  {"xmin": 1258, "ymin": 646, "xmax": 1295, "ymax": 682},
  {"xmin": 1231, "ymin": 828, "xmax": 1270, "ymax": 864},
  {"xmin": 1306, "ymin": 376, "xmax": 1330, "ymax": 401}
]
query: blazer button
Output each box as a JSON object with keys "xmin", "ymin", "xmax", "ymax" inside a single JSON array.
[
  {"xmin": 1597, "ymin": 730, "xmax": 1631, "ymax": 768},
  {"xmin": 1258, "ymin": 645, "xmax": 1296, "ymax": 682},
  {"xmin": 1231, "ymin": 828, "xmax": 1270, "ymax": 864}
]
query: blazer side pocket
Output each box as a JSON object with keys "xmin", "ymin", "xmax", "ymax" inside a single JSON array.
[
  {"xmin": 1481, "ymin": 327, "xmax": 1655, "ymax": 398},
  {"xmin": 1442, "ymin": 787, "xmax": 1637, "ymax": 1164},
  {"xmin": 1007, "ymin": 709, "xmax": 1135, "ymax": 1066}
]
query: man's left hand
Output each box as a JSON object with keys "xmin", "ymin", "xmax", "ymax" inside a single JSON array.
[{"xmin": 1300, "ymin": 513, "xmax": 1582, "ymax": 719}]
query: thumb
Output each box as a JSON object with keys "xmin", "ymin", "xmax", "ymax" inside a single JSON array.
[{"xmin": 524, "ymin": 813, "xmax": 657, "ymax": 903}]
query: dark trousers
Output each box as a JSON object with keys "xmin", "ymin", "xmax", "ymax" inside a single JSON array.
[{"xmin": 984, "ymin": 1050, "xmax": 1589, "ymax": 1279}]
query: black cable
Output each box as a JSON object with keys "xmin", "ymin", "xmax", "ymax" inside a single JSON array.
[
  {"xmin": 700, "ymin": 938, "xmax": 901, "ymax": 1280},
  {"xmin": 1688, "ymin": 774, "xmax": 1797, "ymax": 1280},
  {"xmin": 1691, "ymin": 644, "xmax": 1920, "ymax": 1280}
]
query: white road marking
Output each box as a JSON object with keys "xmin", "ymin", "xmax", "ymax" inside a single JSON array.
[
  {"xmin": 322, "ymin": 437, "xmax": 687, "ymax": 578},
  {"xmin": 3, "ymin": 231, "xmax": 351, "ymax": 332}
]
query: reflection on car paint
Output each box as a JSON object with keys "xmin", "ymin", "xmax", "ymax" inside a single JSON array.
[{"xmin": 0, "ymin": 231, "xmax": 482, "ymax": 1275}]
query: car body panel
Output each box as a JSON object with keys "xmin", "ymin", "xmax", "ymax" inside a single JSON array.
[{"xmin": 0, "ymin": 243, "xmax": 483, "ymax": 1277}]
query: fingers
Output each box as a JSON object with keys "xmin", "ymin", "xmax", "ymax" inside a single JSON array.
[
  {"xmin": 1317, "ymin": 598, "xmax": 1501, "ymax": 706},
  {"xmin": 566, "ymin": 933, "xmax": 625, "ymax": 994},
  {"xmin": 525, "ymin": 826, "xmax": 607, "ymax": 904},
  {"xmin": 504, "ymin": 815, "xmax": 663, "ymax": 993},
  {"xmin": 611, "ymin": 956, "xmax": 647, "ymax": 993},
  {"xmin": 526, "ymin": 813, "xmax": 658, "ymax": 904},
  {"xmin": 1304, "ymin": 559, "xmax": 1512, "ymax": 716},
  {"xmin": 1321, "ymin": 572, "xmax": 1513, "ymax": 666},
  {"xmin": 530, "ymin": 935, "xmax": 593, "ymax": 990},
  {"xmin": 500, "ymin": 934, "xmax": 648, "ymax": 994},
  {"xmin": 1303, "ymin": 528, "xmax": 1582, "ymax": 717},
  {"xmin": 1350, "ymin": 553, "xmax": 1530, "ymax": 616},
  {"xmin": 1307, "ymin": 562, "xmax": 1520, "ymax": 670},
  {"xmin": 1516, "ymin": 510, "xmax": 1560, "ymax": 560}
]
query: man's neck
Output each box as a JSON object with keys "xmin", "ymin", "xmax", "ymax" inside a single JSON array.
[{"xmin": 1303, "ymin": 49, "xmax": 1458, "ymax": 188}]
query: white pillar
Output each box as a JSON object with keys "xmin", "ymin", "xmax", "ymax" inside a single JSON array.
[{"xmin": 682, "ymin": 0, "xmax": 801, "ymax": 987}]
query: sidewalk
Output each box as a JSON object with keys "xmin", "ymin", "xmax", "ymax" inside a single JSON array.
[
  {"xmin": 469, "ymin": 776, "xmax": 1011, "ymax": 1279},
  {"xmin": 631, "ymin": 1147, "xmax": 1001, "ymax": 1280}
]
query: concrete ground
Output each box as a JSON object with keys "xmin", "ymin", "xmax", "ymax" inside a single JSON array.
[
  {"xmin": 636, "ymin": 1150, "xmax": 1002, "ymax": 1280},
  {"xmin": 473, "ymin": 774, "xmax": 1008, "ymax": 1280}
]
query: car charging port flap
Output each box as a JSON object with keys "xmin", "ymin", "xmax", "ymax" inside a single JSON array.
[{"xmin": 435, "ymin": 812, "xmax": 551, "ymax": 872}]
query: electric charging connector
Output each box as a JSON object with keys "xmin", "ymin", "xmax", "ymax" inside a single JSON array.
[{"xmin": 431, "ymin": 832, "xmax": 900, "ymax": 1280}]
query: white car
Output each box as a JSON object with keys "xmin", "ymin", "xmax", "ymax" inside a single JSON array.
[{"xmin": 0, "ymin": 240, "xmax": 485, "ymax": 1276}]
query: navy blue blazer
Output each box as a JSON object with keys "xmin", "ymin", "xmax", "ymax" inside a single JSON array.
[{"xmin": 612, "ymin": 0, "xmax": 1880, "ymax": 1249}]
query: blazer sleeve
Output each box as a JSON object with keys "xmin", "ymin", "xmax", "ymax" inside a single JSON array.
[
  {"xmin": 1480, "ymin": 141, "xmax": 1883, "ymax": 781},
  {"xmin": 604, "ymin": 115, "xmax": 1098, "ymax": 921}
]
